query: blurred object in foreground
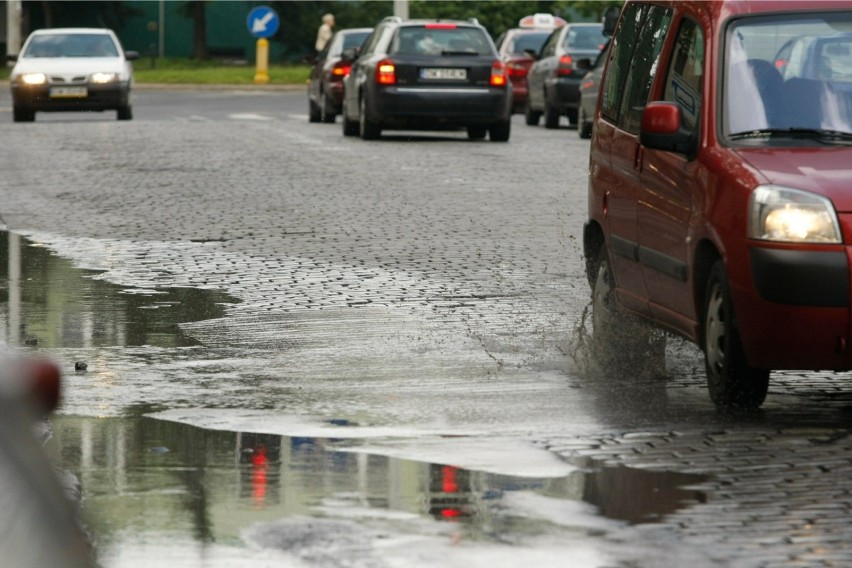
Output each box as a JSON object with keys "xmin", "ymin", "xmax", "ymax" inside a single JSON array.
[{"xmin": 0, "ymin": 355, "xmax": 95, "ymax": 568}]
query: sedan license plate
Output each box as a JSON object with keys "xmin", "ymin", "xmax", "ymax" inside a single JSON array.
[
  {"xmin": 49, "ymin": 86, "xmax": 88, "ymax": 98},
  {"xmin": 420, "ymin": 68, "xmax": 467, "ymax": 80}
]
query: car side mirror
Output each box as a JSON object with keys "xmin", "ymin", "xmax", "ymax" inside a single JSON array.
[
  {"xmin": 342, "ymin": 47, "xmax": 361, "ymax": 62},
  {"xmin": 125, "ymin": 51, "xmax": 140, "ymax": 61},
  {"xmin": 602, "ymin": 6, "xmax": 621, "ymax": 37},
  {"xmin": 640, "ymin": 101, "xmax": 696, "ymax": 157},
  {"xmin": 6, "ymin": 53, "xmax": 18, "ymax": 63},
  {"xmin": 576, "ymin": 57, "xmax": 592, "ymax": 71},
  {"xmin": 523, "ymin": 48, "xmax": 539, "ymax": 60}
]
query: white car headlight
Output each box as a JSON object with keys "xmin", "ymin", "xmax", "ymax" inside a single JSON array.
[
  {"xmin": 91, "ymin": 72, "xmax": 119, "ymax": 84},
  {"xmin": 20, "ymin": 73, "xmax": 48, "ymax": 85},
  {"xmin": 748, "ymin": 185, "xmax": 841, "ymax": 243}
]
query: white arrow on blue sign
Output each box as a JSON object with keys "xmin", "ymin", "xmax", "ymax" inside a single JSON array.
[{"xmin": 247, "ymin": 6, "xmax": 280, "ymax": 39}]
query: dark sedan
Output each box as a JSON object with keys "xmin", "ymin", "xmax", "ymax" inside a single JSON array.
[
  {"xmin": 341, "ymin": 17, "xmax": 512, "ymax": 141},
  {"xmin": 308, "ymin": 27, "xmax": 373, "ymax": 123},
  {"xmin": 525, "ymin": 23, "xmax": 607, "ymax": 128}
]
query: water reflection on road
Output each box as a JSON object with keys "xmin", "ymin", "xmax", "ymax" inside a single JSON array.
[
  {"xmin": 1, "ymin": 230, "xmax": 712, "ymax": 564},
  {"xmin": 49, "ymin": 413, "xmax": 708, "ymax": 563},
  {"xmin": 0, "ymin": 231, "xmax": 236, "ymax": 349}
]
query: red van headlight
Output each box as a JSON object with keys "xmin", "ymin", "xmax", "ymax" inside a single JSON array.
[{"xmin": 749, "ymin": 185, "xmax": 841, "ymax": 243}]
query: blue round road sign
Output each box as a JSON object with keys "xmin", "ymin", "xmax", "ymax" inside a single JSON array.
[{"xmin": 247, "ymin": 6, "xmax": 280, "ymax": 39}]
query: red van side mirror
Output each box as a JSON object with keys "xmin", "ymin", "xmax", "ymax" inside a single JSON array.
[{"xmin": 640, "ymin": 101, "xmax": 696, "ymax": 157}]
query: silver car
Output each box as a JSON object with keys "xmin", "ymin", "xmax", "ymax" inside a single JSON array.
[{"xmin": 7, "ymin": 27, "xmax": 138, "ymax": 122}]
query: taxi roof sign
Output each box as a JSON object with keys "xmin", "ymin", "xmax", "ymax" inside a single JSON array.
[{"xmin": 518, "ymin": 13, "xmax": 567, "ymax": 30}]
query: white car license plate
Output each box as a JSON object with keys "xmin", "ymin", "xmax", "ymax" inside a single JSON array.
[
  {"xmin": 420, "ymin": 68, "xmax": 467, "ymax": 80},
  {"xmin": 49, "ymin": 86, "xmax": 88, "ymax": 98}
]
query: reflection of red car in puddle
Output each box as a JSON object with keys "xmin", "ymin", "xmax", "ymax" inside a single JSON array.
[
  {"xmin": 238, "ymin": 432, "xmax": 282, "ymax": 507},
  {"xmin": 428, "ymin": 464, "xmax": 474, "ymax": 520}
]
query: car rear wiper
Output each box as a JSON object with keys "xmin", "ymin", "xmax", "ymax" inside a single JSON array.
[
  {"xmin": 441, "ymin": 50, "xmax": 478, "ymax": 56},
  {"xmin": 730, "ymin": 128, "xmax": 852, "ymax": 143}
]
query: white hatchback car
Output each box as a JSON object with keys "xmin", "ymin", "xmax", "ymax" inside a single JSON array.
[{"xmin": 7, "ymin": 28, "xmax": 138, "ymax": 122}]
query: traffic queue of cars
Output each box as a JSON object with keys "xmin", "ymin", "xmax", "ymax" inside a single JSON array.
[
  {"xmin": 584, "ymin": 0, "xmax": 852, "ymax": 410},
  {"xmin": 314, "ymin": 2, "xmax": 852, "ymax": 413},
  {"xmin": 308, "ymin": 13, "xmax": 608, "ymax": 142}
]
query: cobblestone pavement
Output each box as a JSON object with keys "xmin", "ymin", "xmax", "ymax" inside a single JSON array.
[{"xmin": 2, "ymin": 90, "xmax": 852, "ymax": 566}]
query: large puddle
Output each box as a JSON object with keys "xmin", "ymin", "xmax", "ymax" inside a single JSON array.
[
  {"xmin": 50, "ymin": 414, "xmax": 708, "ymax": 552},
  {"xmin": 2, "ymin": 231, "xmax": 710, "ymax": 558},
  {"xmin": 0, "ymin": 231, "xmax": 237, "ymax": 349}
]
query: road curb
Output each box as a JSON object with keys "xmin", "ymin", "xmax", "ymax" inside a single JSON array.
[
  {"xmin": 135, "ymin": 82, "xmax": 305, "ymax": 92},
  {"xmin": 0, "ymin": 79, "xmax": 306, "ymax": 92}
]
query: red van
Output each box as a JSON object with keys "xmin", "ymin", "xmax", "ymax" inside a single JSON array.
[{"xmin": 584, "ymin": 1, "xmax": 852, "ymax": 409}]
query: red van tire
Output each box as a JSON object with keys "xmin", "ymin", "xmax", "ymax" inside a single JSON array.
[{"xmin": 703, "ymin": 262, "xmax": 770, "ymax": 410}]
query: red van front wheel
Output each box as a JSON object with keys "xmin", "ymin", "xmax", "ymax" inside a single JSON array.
[{"xmin": 704, "ymin": 262, "xmax": 770, "ymax": 410}]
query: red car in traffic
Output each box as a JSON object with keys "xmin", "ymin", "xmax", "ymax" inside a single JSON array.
[{"xmin": 494, "ymin": 14, "xmax": 564, "ymax": 114}]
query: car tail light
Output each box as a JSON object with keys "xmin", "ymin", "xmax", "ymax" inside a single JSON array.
[
  {"xmin": 425, "ymin": 23, "xmax": 457, "ymax": 30},
  {"xmin": 331, "ymin": 60, "xmax": 352, "ymax": 80},
  {"xmin": 490, "ymin": 60, "xmax": 508, "ymax": 87},
  {"xmin": 556, "ymin": 54, "xmax": 574, "ymax": 76},
  {"xmin": 506, "ymin": 61, "xmax": 529, "ymax": 80},
  {"xmin": 376, "ymin": 58, "xmax": 396, "ymax": 85}
]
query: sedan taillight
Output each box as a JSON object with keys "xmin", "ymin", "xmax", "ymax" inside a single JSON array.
[
  {"xmin": 506, "ymin": 61, "xmax": 530, "ymax": 80},
  {"xmin": 331, "ymin": 61, "xmax": 352, "ymax": 81},
  {"xmin": 556, "ymin": 54, "xmax": 574, "ymax": 77},
  {"xmin": 490, "ymin": 60, "xmax": 508, "ymax": 87},
  {"xmin": 376, "ymin": 58, "xmax": 396, "ymax": 85}
]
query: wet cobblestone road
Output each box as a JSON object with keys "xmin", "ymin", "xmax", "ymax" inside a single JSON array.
[{"xmin": 2, "ymin": 89, "xmax": 852, "ymax": 566}]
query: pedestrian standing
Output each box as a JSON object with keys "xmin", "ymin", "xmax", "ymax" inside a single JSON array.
[{"xmin": 315, "ymin": 13, "xmax": 335, "ymax": 53}]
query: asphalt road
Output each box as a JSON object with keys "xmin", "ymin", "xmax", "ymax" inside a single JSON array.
[{"xmin": 2, "ymin": 88, "xmax": 852, "ymax": 567}]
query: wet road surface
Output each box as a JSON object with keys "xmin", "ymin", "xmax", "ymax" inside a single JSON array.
[{"xmin": 2, "ymin": 89, "xmax": 852, "ymax": 567}]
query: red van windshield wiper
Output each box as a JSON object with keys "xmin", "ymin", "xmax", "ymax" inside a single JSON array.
[{"xmin": 730, "ymin": 128, "xmax": 852, "ymax": 143}]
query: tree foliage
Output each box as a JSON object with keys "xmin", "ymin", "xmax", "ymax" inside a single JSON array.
[
  {"xmin": 264, "ymin": 0, "xmax": 622, "ymax": 58},
  {"xmin": 22, "ymin": 1, "xmax": 142, "ymax": 32},
  {"xmin": 23, "ymin": 1, "xmax": 622, "ymax": 62},
  {"xmin": 177, "ymin": 1, "xmax": 209, "ymax": 60}
]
